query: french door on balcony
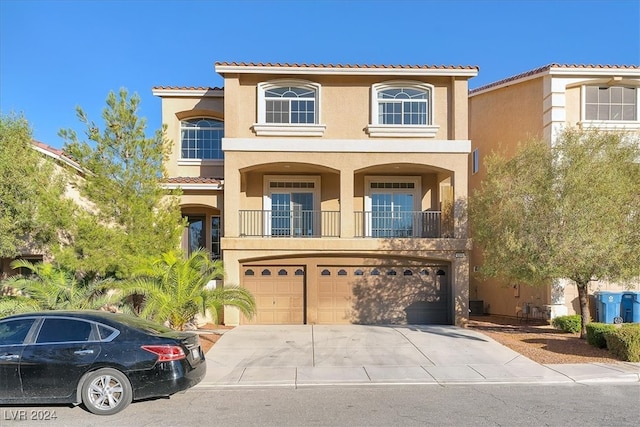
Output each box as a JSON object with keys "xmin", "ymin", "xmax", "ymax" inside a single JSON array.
[
  {"xmin": 370, "ymin": 193, "xmax": 414, "ymax": 237},
  {"xmin": 270, "ymin": 192, "xmax": 314, "ymax": 237}
]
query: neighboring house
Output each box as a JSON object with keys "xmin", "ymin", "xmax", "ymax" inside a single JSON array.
[
  {"xmin": 153, "ymin": 62, "xmax": 478, "ymax": 326},
  {"xmin": 0, "ymin": 141, "xmax": 83, "ymax": 279},
  {"xmin": 468, "ymin": 64, "xmax": 640, "ymax": 320}
]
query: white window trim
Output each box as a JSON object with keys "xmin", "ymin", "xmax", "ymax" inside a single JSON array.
[
  {"xmin": 263, "ymin": 175, "xmax": 321, "ymax": 235},
  {"xmin": 366, "ymin": 81, "xmax": 440, "ymax": 138},
  {"xmin": 364, "ymin": 176, "xmax": 421, "ymax": 237},
  {"xmin": 253, "ymin": 80, "xmax": 326, "ymax": 136},
  {"xmin": 579, "ymin": 85, "xmax": 640, "ymax": 130},
  {"xmin": 177, "ymin": 159, "xmax": 224, "ymax": 166}
]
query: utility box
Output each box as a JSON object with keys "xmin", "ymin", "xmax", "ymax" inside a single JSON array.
[
  {"xmin": 594, "ymin": 291, "xmax": 623, "ymax": 324},
  {"xmin": 469, "ymin": 300, "xmax": 484, "ymax": 316},
  {"xmin": 621, "ymin": 291, "xmax": 640, "ymax": 323}
]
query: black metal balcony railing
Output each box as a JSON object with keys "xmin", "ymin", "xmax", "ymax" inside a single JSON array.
[
  {"xmin": 239, "ymin": 210, "xmax": 340, "ymax": 237},
  {"xmin": 354, "ymin": 211, "xmax": 445, "ymax": 238},
  {"xmin": 239, "ymin": 210, "xmax": 449, "ymax": 238}
]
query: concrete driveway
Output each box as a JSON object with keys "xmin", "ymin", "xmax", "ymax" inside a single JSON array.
[{"xmin": 198, "ymin": 324, "xmax": 640, "ymax": 387}]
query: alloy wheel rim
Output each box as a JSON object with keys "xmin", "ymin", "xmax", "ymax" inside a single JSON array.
[{"xmin": 88, "ymin": 374, "xmax": 123, "ymax": 410}]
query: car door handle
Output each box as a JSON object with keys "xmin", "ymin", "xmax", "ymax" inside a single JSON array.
[
  {"xmin": 74, "ymin": 349, "xmax": 94, "ymax": 355},
  {"xmin": 0, "ymin": 354, "xmax": 19, "ymax": 360}
]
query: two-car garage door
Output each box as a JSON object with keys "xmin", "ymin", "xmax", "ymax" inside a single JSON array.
[{"xmin": 241, "ymin": 263, "xmax": 450, "ymax": 325}]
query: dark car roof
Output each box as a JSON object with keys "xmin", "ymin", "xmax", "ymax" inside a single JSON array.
[{"xmin": 1, "ymin": 310, "xmax": 178, "ymax": 336}]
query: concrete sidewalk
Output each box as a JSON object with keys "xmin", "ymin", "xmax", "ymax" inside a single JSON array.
[{"xmin": 195, "ymin": 325, "xmax": 640, "ymax": 388}]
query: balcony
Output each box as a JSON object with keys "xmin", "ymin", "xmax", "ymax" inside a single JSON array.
[
  {"xmin": 354, "ymin": 211, "xmax": 446, "ymax": 238},
  {"xmin": 239, "ymin": 210, "xmax": 450, "ymax": 238},
  {"xmin": 239, "ymin": 210, "xmax": 340, "ymax": 237}
]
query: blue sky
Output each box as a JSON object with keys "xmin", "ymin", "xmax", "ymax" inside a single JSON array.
[{"xmin": 1, "ymin": 0, "xmax": 639, "ymax": 148}]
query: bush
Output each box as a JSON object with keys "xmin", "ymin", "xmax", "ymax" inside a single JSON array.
[
  {"xmin": 604, "ymin": 324, "xmax": 640, "ymax": 362},
  {"xmin": 586, "ymin": 323, "xmax": 617, "ymax": 348},
  {"xmin": 552, "ymin": 315, "xmax": 582, "ymax": 333}
]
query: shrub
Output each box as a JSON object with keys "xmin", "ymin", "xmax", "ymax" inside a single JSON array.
[
  {"xmin": 604, "ymin": 324, "xmax": 640, "ymax": 362},
  {"xmin": 586, "ymin": 323, "xmax": 617, "ymax": 348},
  {"xmin": 552, "ymin": 315, "xmax": 582, "ymax": 333}
]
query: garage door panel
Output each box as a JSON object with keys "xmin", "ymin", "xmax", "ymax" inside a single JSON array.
[
  {"xmin": 241, "ymin": 266, "xmax": 305, "ymax": 325},
  {"xmin": 318, "ymin": 265, "xmax": 451, "ymax": 325}
]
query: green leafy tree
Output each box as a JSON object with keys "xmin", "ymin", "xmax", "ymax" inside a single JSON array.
[
  {"xmin": 0, "ymin": 260, "xmax": 117, "ymax": 317},
  {"xmin": 114, "ymin": 249, "xmax": 256, "ymax": 331},
  {"xmin": 57, "ymin": 89, "xmax": 184, "ymax": 278},
  {"xmin": 470, "ymin": 128, "xmax": 640, "ymax": 338},
  {"xmin": 0, "ymin": 114, "xmax": 73, "ymax": 258}
]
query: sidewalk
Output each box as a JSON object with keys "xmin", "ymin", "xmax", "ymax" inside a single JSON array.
[{"xmin": 195, "ymin": 325, "xmax": 640, "ymax": 389}]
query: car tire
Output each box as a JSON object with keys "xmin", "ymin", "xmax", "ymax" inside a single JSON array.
[{"xmin": 80, "ymin": 368, "xmax": 132, "ymax": 415}]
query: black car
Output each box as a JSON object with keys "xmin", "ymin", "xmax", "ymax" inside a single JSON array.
[{"xmin": 0, "ymin": 310, "xmax": 206, "ymax": 415}]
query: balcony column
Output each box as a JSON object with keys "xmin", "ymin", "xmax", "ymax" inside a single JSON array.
[
  {"xmin": 339, "ymin": 169, "xmax": 354, "ymax": 238},
  {"xmin": 224, "ymin": 168, "xmax": 241, "ymax": 238}
]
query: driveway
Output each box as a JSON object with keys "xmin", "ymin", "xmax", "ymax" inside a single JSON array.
[{"xmin": 197, "ymin": 324, "xmax": 640, "ymax": 387}]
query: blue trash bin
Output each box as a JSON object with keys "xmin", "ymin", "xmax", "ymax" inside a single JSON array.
[
  {"xmin": 595, "ymin": 291, "xmax": 623, "ymax": 324},
  {"xmin": 621, "ymin": 291, "xmax": 640, "ymax": 323}
]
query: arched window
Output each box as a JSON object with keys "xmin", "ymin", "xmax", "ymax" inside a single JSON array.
[
  {"xmin": 321, "ymin": 269, "xmax": 331, "ymax": 276},
  {"xmin": 387, "ymin": 269, "xmax": 397, "ymax": 276},
  {"xmin": 278, "ymin": 269, "xmax": 288, "ymax": 276},
  {"xmin": 354, "ymin": 269, "xmax": 364, "ymax": 276},
  {"xmin": 403, "ymin": 269, "xmax": 413, "ymax": 276},
  {"xmin": 295, "ymin": 269, "xmax": 305, "ymax": 276},
  {"xmin": 367, "ymin": 81, "xmax": 438, "ymax": 137},
  {"xmin": 371, "ymin": 269, "xmax": 380, "ymax": 276},
  {"xmin": 180, "ymin": 118, "xmax": 224, "ymax": 160},
  {"xmin": 261, "ymin": 269, "xmax": 272, "ymax": 276},
  {"xmin": 245, "ymin": 269, "xmax": 255, "ymax": 276},
  {"xmin": 337, "ymin": 269, "xmax": 348, "ymax": 276},
  {"xmin": 254, "ymin": 80, "xmax": 325, "ymax": 136}
]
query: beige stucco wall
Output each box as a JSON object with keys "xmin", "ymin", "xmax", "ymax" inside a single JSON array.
[
  {"xmin": 158, "ymin": 95, "xmax": 224, "ymax": 178},
  {"xmin": 223, "ymin": 74, "xmax": 469, "ymax": 140}
]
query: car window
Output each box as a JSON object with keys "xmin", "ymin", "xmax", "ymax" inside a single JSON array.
[
  {"xmin": 36, "ymin": 318, "xmax": 92, "ymax": 343},
  {"xmin": 97, "ymin": 324, "xmax": 118, "ymax": 341},
  {"xmin": 0, "ymin": 319, "xmax": 35, "ymax": 345}
]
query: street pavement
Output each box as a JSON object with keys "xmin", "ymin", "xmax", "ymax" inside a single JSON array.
[{"xmin": 195, "ymin": 324, "xmax": 640, "ymax": 389}]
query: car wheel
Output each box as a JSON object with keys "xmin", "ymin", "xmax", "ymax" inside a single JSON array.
[{"xmin": 81, "ymin": 368, "xmax": 132, "ymax": 415}]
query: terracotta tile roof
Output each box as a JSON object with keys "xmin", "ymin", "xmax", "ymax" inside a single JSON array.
[
  {"xmin": 470, "ymin": 63, "xmax": 640, "ymax": 95},
  {"xmin": 215, "ymin": 61, "xmax": 479, "ymax": 71},
  {"xmin": 32, "ymin": 140, "xmax": 64, "ymax": 157},
  {"xmin": 165, "ymin": 177, "xmax": 223, "ymax": 185},
  {"xmin": 32, "ymin": 140, "xmax": 83, "ymax": 172},
  {"xmin": 152, "ymin": 86, "xmax": 223, "ymax": 91}
]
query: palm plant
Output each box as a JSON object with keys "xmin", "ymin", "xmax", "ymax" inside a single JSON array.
[
  {"xmin": 114, "ymin": 249, "xmax": 256, "ymax": 330},
  {"xmin": 0, "ymin": 260, "xmax": 118, "ymax": 317}
]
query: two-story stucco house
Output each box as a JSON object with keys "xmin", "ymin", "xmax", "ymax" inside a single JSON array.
[
  {"xmin": 468, "ymin": 64, "xmax": 640, "ymax": 320},
  {"xmin": 153, "ymin": 62, "xmax": 478, "ymax": 326}
]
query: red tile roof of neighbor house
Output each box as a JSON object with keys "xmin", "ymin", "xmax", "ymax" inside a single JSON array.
[
  {"xmin": 151, "ymin": 86, "xmax": 223, "ymax": 91},
  {"xmin": 32, "ymin": 140, "xmax": 83, "ymax": 172},
  {"xmin": 214, "ymin": 62, "xmax": 480, "ymax": 71},
  {"xmin": 165, "ymin": 177, "xmax": 223, "ymax": 185},
  {"xmin": 470, "ymin": 63, "xmax": 640, "ymax": 95}
]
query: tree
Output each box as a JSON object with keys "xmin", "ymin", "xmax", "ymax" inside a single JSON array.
[
  {"xmin": 57, "ymin": 89, "xmax": 184, "ymax": 278},
  {"xmin": 0, "ymin": 114, "xmax": 73, "ymax": 258},
  {"xmin": 113, "ymin": 250, "xmax": 256, "ymax": 331},
  {"xmin": 470, "ymin": 128, "xmax": 640, "ymax": 338},
  {"xmin": 0, "ymin": 260, "xmax": 117, "ymax": 317}
]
